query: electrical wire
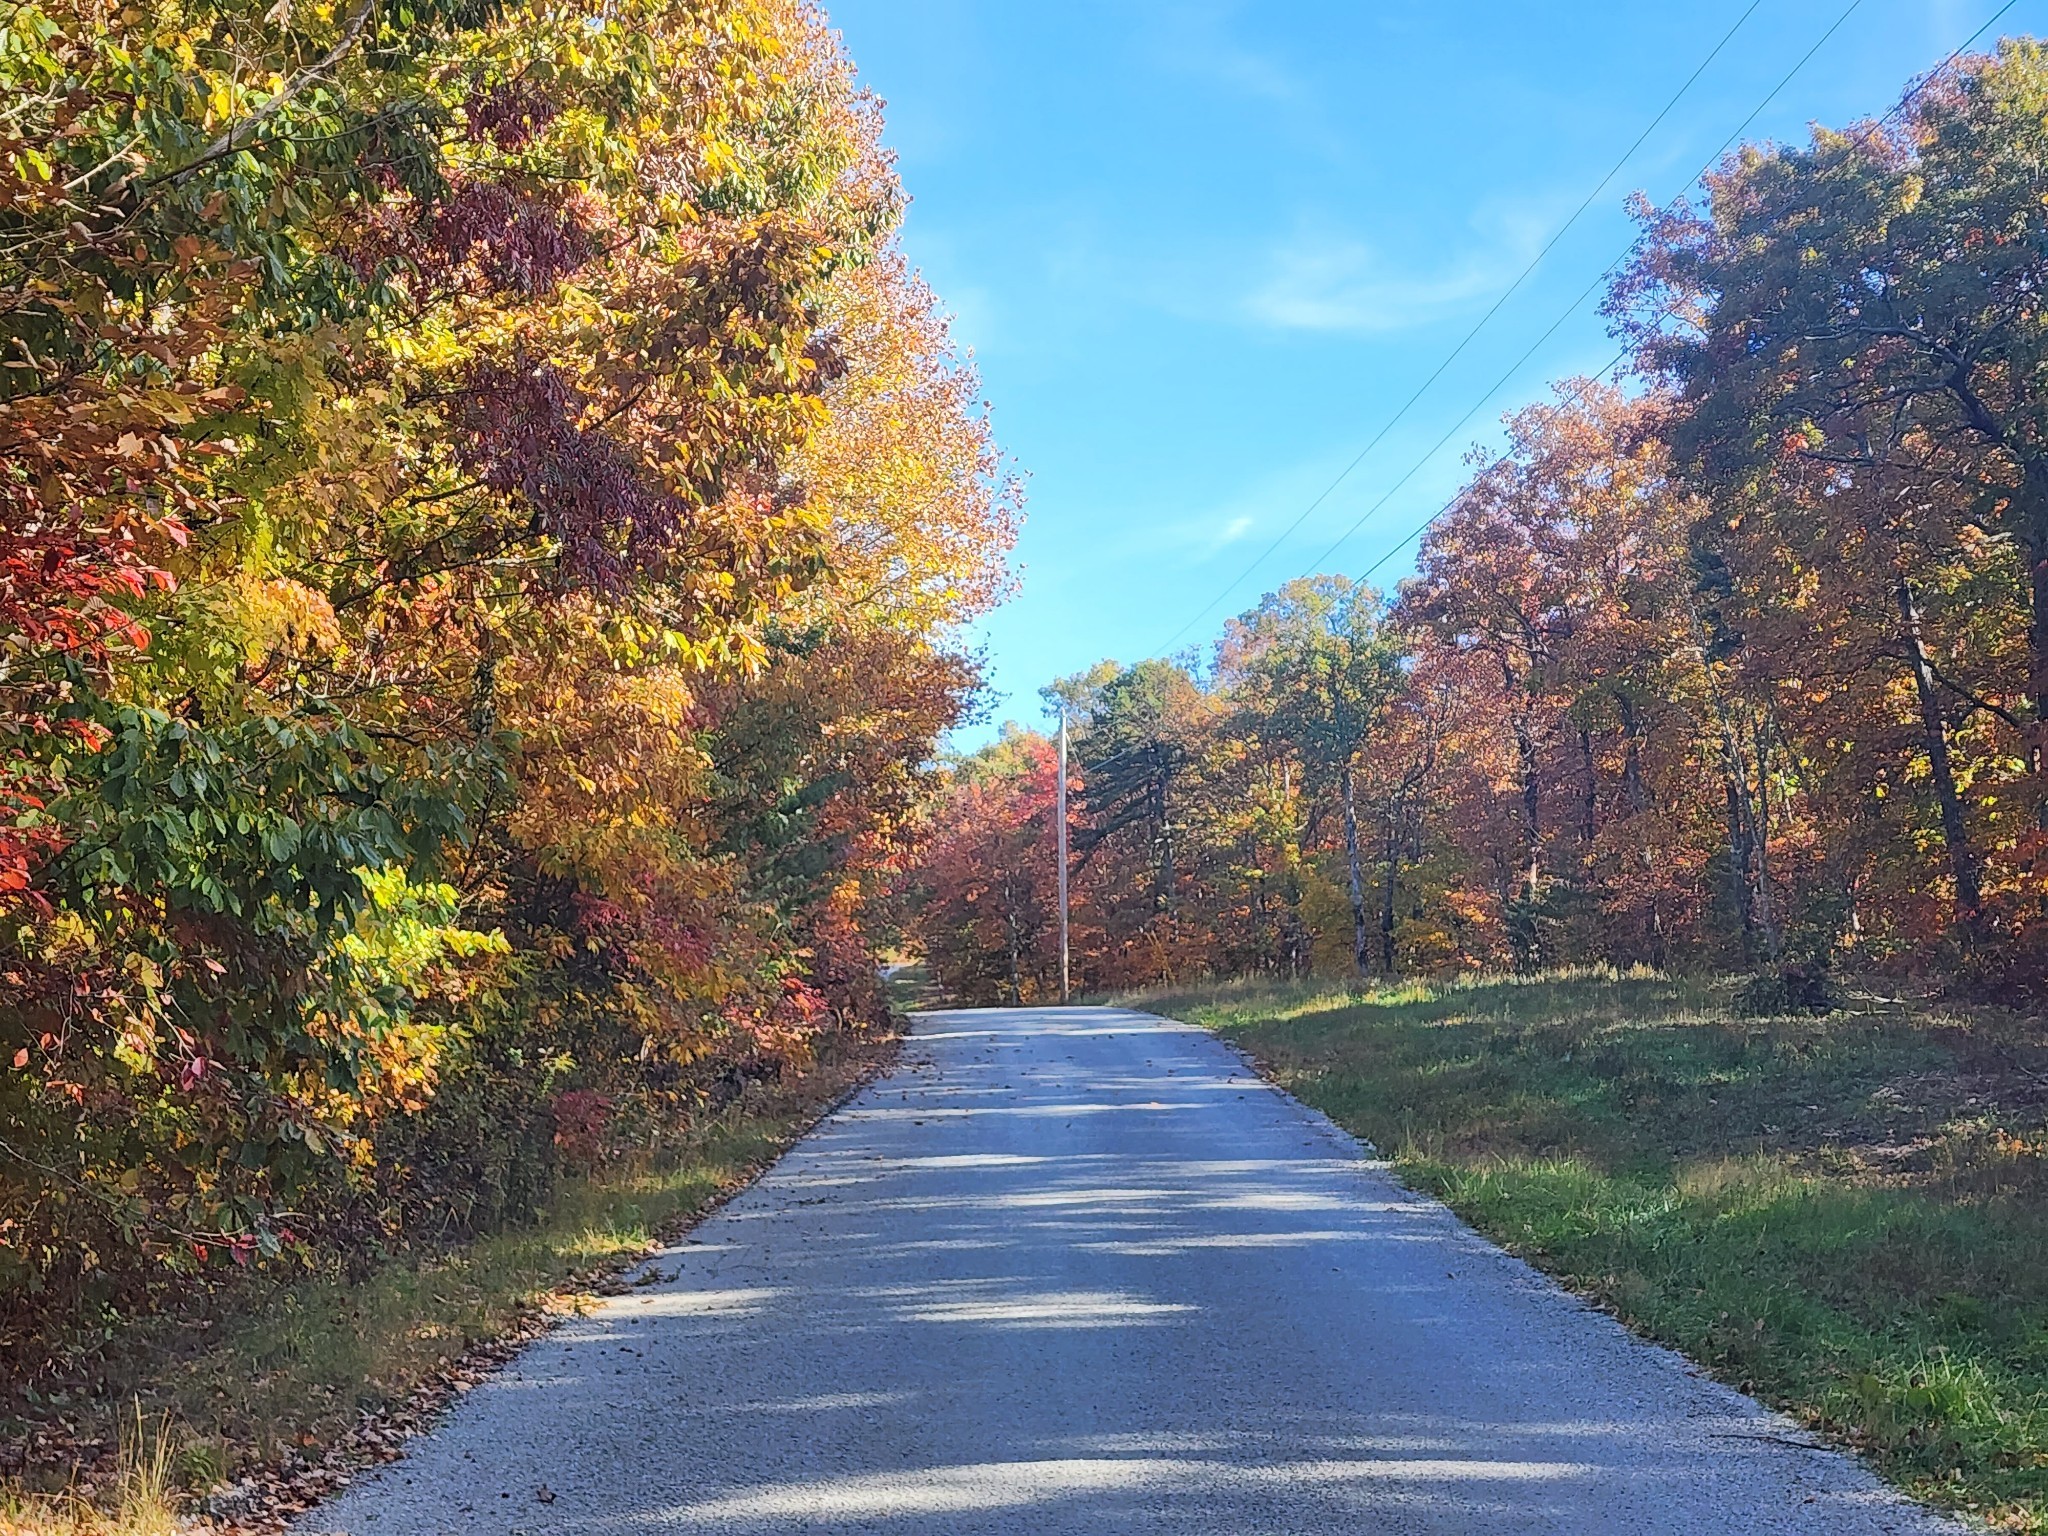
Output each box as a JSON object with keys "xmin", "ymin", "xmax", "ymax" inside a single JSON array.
[
  {"xmin": 1152, "ymin": 0, "xmax": 1772, "ymax": 654},
  {"xmin": 1338, "ymin": 0, "xmax": 2023, "ymax": 592}
]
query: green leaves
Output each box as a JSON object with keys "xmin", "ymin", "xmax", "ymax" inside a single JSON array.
[
  {"xmin": 0, "ymin": 0, "xmax": 1006, "ymax": 1379},
  {"xmin": 57, "ymin": 701, "xmax": 470, "ymax": 939}
]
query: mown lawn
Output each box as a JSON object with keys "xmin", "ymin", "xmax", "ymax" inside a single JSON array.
[
  {"xmin": 0, "ymin": 1032, "xmax": 893, "ymax": 1535},
  {"xmin": 1132, "ymin": 969, "xmax": 2048, "ymax": 1531}
]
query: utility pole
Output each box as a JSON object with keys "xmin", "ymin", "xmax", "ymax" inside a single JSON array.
[{"xmin": 1057, "ymin": 707, "xmax": 1070, "ymax": 1004}]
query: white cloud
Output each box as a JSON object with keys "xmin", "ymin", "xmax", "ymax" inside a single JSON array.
[
  {"xmin": 1244, "ymin": 207, "xmax": 1553, "ymax": 335},
  {"xmin": 1130, "ymin": 451, "xmax": 1380, "ymax": 577},
  {"xmin": 1110, "ymin": 508, "xmax": 1260, "ymax": 571},
  {"xmin": 1143, "ymin": 0, "xmax": 1308, "ymax": 107}
]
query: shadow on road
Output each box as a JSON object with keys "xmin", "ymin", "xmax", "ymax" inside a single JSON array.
[{"xmin": 303, "ymin": 1008, "xmax": 1956, "ymax": 1536}]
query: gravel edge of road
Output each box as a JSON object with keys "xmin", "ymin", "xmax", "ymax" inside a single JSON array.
[
  {"xmin": 1165, "ymin": 1006, "xmax": 1981, "ymax": 1535},
  {"xmin": 222, "ymin": 1030, "xmax": 908, "ymax": 1536}
]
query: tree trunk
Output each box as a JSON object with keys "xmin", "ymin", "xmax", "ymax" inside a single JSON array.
[
  {"xmin": 1688, "ymin": 581, "xmax": 1782, "ymax": 961},
  {"xmin": 1342, "ymin": 761, "xmax": 1369, "ymax": 976},
  {"xmin": 1507, "ymin": 683, "xmax": 1544, "ymax": 972},
  {"xmin": 2031, "ymin": 531, "xmax": 2048, "ymax": 832},
  {"xmin": 1617, "ymin": 693, "xmax": 1649, "ymax": 815},
  {"xmin": 1747, "ymin": 714, "xmax": 1781, "ymax": 960},
  {"xmin": 1698, "ymin": 622, "xmax": 1775, "ymax": 962},
  {"xmin": 1896, "ymin": 573, "xmax": 1984, "ymax": 936},
  {"xmin": 1003, "ymin": 880, "xmax": 1022, "ymax": 1005},
  {"xmin": 1616, "ymin": 691, "xmax": 1665, "ymax": 967},
  {"xmin": 1513, "ymin": 707, "xmax": 1542, "ymax": 907},
  {"xmin": 1279, "ymin": 758, "xmax": 1304, "ymax": 974},
  {"xmin": 1722, "ymin": 771, "xmax": 1756, "ymax": 949},
  {"xmin": 1378, "ymin": 802, "xmax": 1401, "ymax": 977},
  {"xmin": 1150, "ymin": 755, "xmax": 1176, "ymax": 915},
  {"xmin": 1577, "ymin": 726, "xmax": 1598, "ymax": 849},
  {"xmin": 1711, "ymin": 708, "xmax": 1772, "ymax": 959}
]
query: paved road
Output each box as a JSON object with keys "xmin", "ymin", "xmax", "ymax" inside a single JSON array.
[{"xmin": 305, "ymin": 1007, "xmax": 1960, "ymax": 1535}]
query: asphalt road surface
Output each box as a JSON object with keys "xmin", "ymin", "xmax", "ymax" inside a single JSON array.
[{"xmin": 304, "ymin": 1006, "xmax": 1961, "ymax": 1535}]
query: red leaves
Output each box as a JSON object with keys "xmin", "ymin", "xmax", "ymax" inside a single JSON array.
[
  {"xmin": 450, "ymin": 355, "xmax": 686, "ymax": 592},
  {"xmin": 347, "ymin": 174, "xmax": 596, "ymax": 299},
  {"xmin": 0, "ymin": 344, "xmax": 216, "ymax": 741},
  {"xmin": 428, "ymin": 180, "xmax": 596, "ymax": 297},
  {"xmin": 465, "ymin": 79, "xmax": 559, "ymax": 151},
  {"xmin": 549, "ymin": 1088, "xmax": 615, "ymax": 1169},
  {"xmin": 0, "ymin": 772, "xmax": 67, "ymax": 918},
  {"xmin": 0, "ymin": 0, "xmax": 984, "ymax": 1432},
  {"xmin": 917, "ymin": 734, "xmax": 1065, "ymax": 1001}
]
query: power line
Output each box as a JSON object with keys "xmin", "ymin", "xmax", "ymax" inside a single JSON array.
[
  {"xmin": 1152, "ymin": 0, "xmax": 1771, "ymax": 655},
  {"xmin": 1343, "ymin": 0, "xmax": 2024, "ymax": 592},
  {"xmin": 1288, "ymin": 0, "xmax": 1861, "ymax": 585},
  {"xmin": 1268, "ymin": 0, "xmax": 1873, "ymax": 594}
]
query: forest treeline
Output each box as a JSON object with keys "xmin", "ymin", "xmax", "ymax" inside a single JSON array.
[
  {"xmin": 0, "ymin": 1, "xmax": 1014, "ymax": 1371},
  {"xmin": 919, "ymin": 40, "xmax": 2048, "ymax": 1009}
]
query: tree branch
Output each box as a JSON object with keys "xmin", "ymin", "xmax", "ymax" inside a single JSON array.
[
  {"xmin": 159, "ymin": 0, "xmax": 377, "ymax": 185},
  {"xmin": 1925, "ymin": 661, "xmax": 2030, "ymax": 733}
]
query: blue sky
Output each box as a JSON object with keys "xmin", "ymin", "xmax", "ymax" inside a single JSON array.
[{"xmin": 822, "ymin": 0, "xmax": 2027, "ymax": 746}]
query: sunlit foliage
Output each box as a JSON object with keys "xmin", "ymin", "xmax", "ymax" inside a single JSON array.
[{"xmin": 0, "ymin": 0, "xmax": 1014, "ymax": 1374}]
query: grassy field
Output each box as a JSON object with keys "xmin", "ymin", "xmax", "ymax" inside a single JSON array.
[
  {"xmin": 1129, "ymin": 968, "xmax": 2048, "ymax": 1531},
  {"xmin": 0, "ymin": 1032, "xmax": 893, "ymax": 1535}
]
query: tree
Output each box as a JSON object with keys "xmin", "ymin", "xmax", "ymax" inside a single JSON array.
[
  {"xmin": 917, "ymin": 731, "xmax": 1061, "ymax": 1005},
  {"xmin": 1621, "ymin": 41, "xmax": 2048, "ymax": 950},
  {"xmin": 1, "ymin": 0, "xmax": 1019, "ymax": 1362},
  {"xmin": 1219, "ymin": 579, "xmax": 1400, "ymax": 974}
]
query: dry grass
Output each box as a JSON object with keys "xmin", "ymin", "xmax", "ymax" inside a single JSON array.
[
  {"xmin": 0, "ymin": 1031, "xmax": 895, "ymax": 1533},
  {"xmin": 0, "ymin": 1410, "xmax": 179, "ymax": 1536}
]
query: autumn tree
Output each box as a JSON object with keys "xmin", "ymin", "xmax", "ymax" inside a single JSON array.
[
  {"xmin": 1621, "ymin": 40, "xmax": 2048, "ymax": 962},
  {"xmin": 913, "ymin": 41, "xmax": 2048, "ymax": 1016},
  {"xmin": 1218, "ymin": 579, "xmax": 1400, "ymax": 974},
  {"xmin": 1, "ymin": 0, "xmax": 1017, "ymax": 1363},
  {"xmin": 917, "ymin": 730, "xmax": 1062, "ymax": 1005}
]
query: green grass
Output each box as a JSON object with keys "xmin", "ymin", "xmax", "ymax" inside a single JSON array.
[
  {"xmin": 880, "ymin": 960, "xmax": 940, "ymax": 1013},
  {"xmin": 1130, "ymin": 968, "xmax": 2048, "ymax": 1531},
  {"xmin": 158, "ymin": 1116, "xmax": 798, "ymax": 1471},
  {"xmin": 1, "ymin": 1034, "xmax": 892, "ymax": 1532}
]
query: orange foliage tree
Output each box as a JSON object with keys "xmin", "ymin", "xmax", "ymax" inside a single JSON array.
[
  {"xmin": 914, "ymin": 42, "xmax": 2048, "ymax": 1004},
  {"xmin": 1, "ymin": 0, "xmax": 1016, "ymax": 1373}
]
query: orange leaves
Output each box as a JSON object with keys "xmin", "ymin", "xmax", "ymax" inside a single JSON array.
[
  {"xmin": 0, "ymin": 0, "xmax": 1002, "ymax": 1370},
  {"xmin": 914, "ymin": 731, "xmax": 1066, "ymax": 1002}
]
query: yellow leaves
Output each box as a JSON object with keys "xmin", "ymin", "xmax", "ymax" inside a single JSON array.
[
  {"xmin": 698, "ymin": 137, "xmax": 741, "ymax": 181},
  {"xmin": 222, "ymin": 572, "xmax": 343, "ymax": 664},
  {"xmin": 9, "ymin": 145, "xmax": 54, "ymax": 182},
  {"xmin": 0, "ymin": 0, "xmax": 971, "ymax": 1294}
]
